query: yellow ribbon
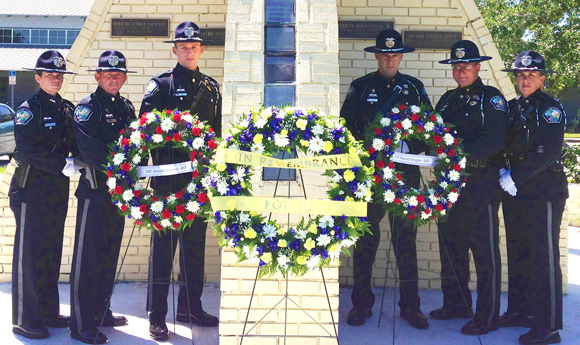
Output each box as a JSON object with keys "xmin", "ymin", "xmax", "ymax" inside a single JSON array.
[
  {"xmin": 210, "ymin": 196, "xmax": 367, "ymax": 217},
  {"xmin": 215, "ymin": 148, "xmax": 362, "ymax": 170}
]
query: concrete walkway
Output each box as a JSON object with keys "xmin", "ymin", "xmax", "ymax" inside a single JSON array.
[{"xmin": 2, "ymin": 227, "xmax": 580, "ymax": 345}]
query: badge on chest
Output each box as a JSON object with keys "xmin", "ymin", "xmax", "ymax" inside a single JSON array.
[
  {"xmin": 174, "ymin": 87, "xmax": 188, "ymax": 97},
  {"xmin": 105, "ymin": 114, "xmax": 117, "ymax": 124},
  {"xmin": 367, "ymin": 89, "xmax": 379, "ymax": 104}
]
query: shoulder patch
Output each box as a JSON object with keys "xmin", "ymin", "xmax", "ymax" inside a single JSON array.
[
  {"xmin": 74, "ymin": 105, "xmax": 93, "ymax": 122},
  {"xmin": 145, "ymin": 80, "xmax": 159, "ymax": 96},
  {"xmin": 490, "ymin": 96, "xmax": 507, "ymax": 111},
  {"xmin": 345, "ymin": 85, "xmax": 355, "ymax": 100},
  {"xmin": 543, "ymin": 107, "xmax": 562, "ymax": 124},
  {"xmin": 15, "ymin": 108, "xmax": 34, "ymax": 125}
]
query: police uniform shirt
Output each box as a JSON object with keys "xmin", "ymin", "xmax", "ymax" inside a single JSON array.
[
  {"xmin": 436, "ymin": 77, "xmax": 508, "ymax": 162},
  {"xmin": 341, "ymin": 71, "xmax": 431, "ymax": 142},
  {"xmin": 12, "ymin": 89, "xmax": 76, "ymax": 177},
  {"xmin": 507, "ymin": 89, "xmax": 568, "ymax": 199},
  {"xmin": 73, "ymin": 86, "xmax": 136, "ymax": 191}
]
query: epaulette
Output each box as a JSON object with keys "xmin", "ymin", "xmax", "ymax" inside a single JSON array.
[
  {"xmin": 405, "ymin": 74, "xmax": 424, "ymax": 88},
  {"xmin": 155, "ymin": 69, "xmax": 174, "ymax": 79},
  {"xmin": 351, "ymin": 72, "xmax": 375, "ymax": 86},
  {"xmin": 78, "ymin": 95, "xmax": 92, "ymax": 106},
  {"xmin": 21, "ymin": 95, "xmax": 39, "ymax": 108}
]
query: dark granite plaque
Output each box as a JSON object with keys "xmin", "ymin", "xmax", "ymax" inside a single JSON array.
[
  {"xmin": 200, "ymin": 28, "xmax": 226, "ymax": 46},
  {"xmin": 339, "ymin": 21, "xmax": 394, "ymax": 39},
  {"xmin": 111, "ymin": 18, "xmax": 169, "ymax": 37},
  {"xmin": 404, "ymin": 31, "xmax": 462, "ymax": 50}
]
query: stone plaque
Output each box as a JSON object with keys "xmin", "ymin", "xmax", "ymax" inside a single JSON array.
[
  {"xmin": 404, "ymin": 31, "xmax": 463, "ymax": 50},
  {"xmin": 111, "ymin": 18, "xmax": 169, "ymax": 37},
  {"xmin": 339, "ymin": 21, "xmax": 394, "ymax": 39},
  {"xmin": 200, "ymin": 28, "xmax": 225, "ymax": 46}
]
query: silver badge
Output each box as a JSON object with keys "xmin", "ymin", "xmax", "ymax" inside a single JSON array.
[
  {"xmin": 184, "ymin": 27, "xmax": 195, "ymax": 39},
  {"xmin": 521, "ymin": 55, "xmax": 532, "ymax": 67},
  {"xmin": 53, "ymin": 57, "xmax": 64, "ymax": 68},
  {"xmin": 455, "ymin": 48, "xmax": 466, "ymax": 59},
  {"xmin": 108, "ymin": 55, "xmax": 119, "ymax": 67},
  {"xmin": 385, "ymin": 38, "xmax": 395, "ymax": 48}
]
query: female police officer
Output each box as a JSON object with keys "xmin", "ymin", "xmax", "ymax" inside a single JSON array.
[{"xmin": 499, "ymin": 51, "xmax": 568, "ymax": 345}]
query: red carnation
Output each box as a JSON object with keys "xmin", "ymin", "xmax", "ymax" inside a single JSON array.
[
  {"xmin": 399, "ymin": 104, "xmax": 407, "ymax": 111},
  {"xmin": 115, "ymin": 186, "xmax": 123, "ymax": 194},
  {"xmin": 452, "ymin": 189, "xmax": 457, "ymax": 193},
  {"xmin": 151, "ymin": 197, "xmax": 159, "ymax": 202},
  {"xmin": 136, "ymin": 220, "xmax": 142, "ymax": 226},
  {"xmin": 175, "ymin": 205, "xmax": 185, "ymax": 214},
  {"xmin": 368, "ymin": 147, "xmax": 376, "ymax": 154},
  {"xmin": 394, "ymin": 198, "xmax": 402, "ymax": 204},
  {"xmin": 186, "ymin": 214, "xmax": 196, "ymax": 221},
  {"xmin": 153, "ymin": 222, "xmax": 163, "ymax": 231},
  {"xmin": 431, "ymin": 115, "xmax": 437, "ymax": 122},
  {"xmin": 156, "ymin": 127, "xmax": 163, "ymax": 134},
  {"xmin": 374, "ymin": 174, "xmax": 381, "ymax": 184},
  {"xmin": 120, "ymin": 128, "xmax": 125, "ymax": 134},
  {"xmin": 374, "ymin": 128, "xmax": 382, "ymax": 135},
  {"xmin": 121, "ymin": 205, "xmax": 127, "ymax": 212},
  {"xmin": 424, "ymin": 209, "xmax": 431, "ymax": 215},
  {"xmin": 121, "ymin": 163, "xmax": 131, "ymax": 172},
  {"xmin": 436, "ymin": 147, "xmax": 444, "ymax": 154},
  {"xmin": 376, "ymin": 160, "xmax": 385, "ymax": 169},
  {"xmin": 175, "ymin": 190, "xmax": 183, "ymax": 199},
  {"xmin": 454, "ymin": 138, "xmax": 459, "ymax": 145},
  {"xmin": 173, "ymin": 114, "xmax": 181, "ymax": 122},
  {"xmin": 173, "ymin": 222, "xmax": 180, "ymax": 228},
  {"xmin": 192, "ymin": 170, "xmax": 199, "ymax": 178},
  {"xmin": 192, "ymin": 127, "xmax": 201, "ymax": 136},
  {"xmin": 395, "ymin": 122, "xmax": 403, "ymax": 129},
  {"xmin": 165, "ymin": 136, "xmax": 173, "ymax": 142},
  {"xmin": 448, "ymin": 149, "xmax": 455, "ymax": 157},
  {"xmin": 411, "ymin": 114, "xmax": 419, "ymax": 121},
  {"xmin": 453, "ymin": 164, "xmax": 461, "ymax": 172},
  {"xmin": 121, "ymin": 138, "xmax": 129, "ymax": 146},
  {"xmin": 396, "ymin": 173, "xmax": 402, "ymax": 181},
  {"xmin": 141, "ymin": 146, "xmax": 146, "ymax": 151},
  {"xmin": 162, "ymin": 209, "xmax": 172, "ymax": 219},
  {"xmin": 107, "ymin": 170, "xmax": 112, "ymax": 178},
  {"xmin": 433, "ymin": 135, "xmax": 443, "ymax": 144},
  {"xmin": 208, "ymin": 140, "xmax": 217, "ymax": 149},
  {"xmin": 408, "ymin": 214, "xmax": 415, "ymax": 220},
  {"xmin": 133, "ymin": 190, "xmax": 142, "ymax": 198},
  {"xmin": 197, "ymin": 193, "xmax": 208, "ymax": 203},
  {"xmin": 140, "ymin": 117, "xmax": 147, "ymax": 125},
  {"xmin": 417, "ymin": 195, "xmax": 425, "ymax": 203},
  {"xmin": 173, "ymin": 133, "xmax": 182, "ymax": 141},
  {"xmin": 436, "ymin": 204, "xmax": 444, "ymax": 212},
  {"xmin": 416, "ymin": 126, "xmax": 424, "ymax": 133},
  {"xmin": 385, "ymin": 139, "xmax": 391, "ymax": 145},
  {"xmin": 139, "ymin": 204, "xmax": 148, "ymax": 213},
  {"xmin": 209, "ymin": 128, "xmax": 214, "ymax": 133},
  {"xmin": 388, "ymin": 162, "xmax": 395, "ymax": 169},
  {"xmin": 140, "ymin": 133, "xmax": 146, "ymax": 139},
  {"xmin": 165, "ymin": 110, "xmax": 172, "ymax": 114}
]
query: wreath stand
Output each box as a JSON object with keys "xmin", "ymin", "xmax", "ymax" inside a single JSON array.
[
  {"xmin": 238, "ymin": 151, "xmax": 340, "ymax": 345},
  {"xmin": 376, "ymin": 178, "xmax": 484, "ymax": 345}
]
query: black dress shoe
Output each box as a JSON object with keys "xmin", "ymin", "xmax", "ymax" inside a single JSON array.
[
  {"xmin": 149, "ymin": 321, "xmax": 169, "ymax": 341},
  {"xmin": 12, "ymin": 325, "xmax": 49, "ymax": 339},
  {"xmin": 42, "ymin": 314, "xmax": 70, "ymax": 328},
  {"xmin": 70, "ymin": 328, "xmax": 108, "ymax": 344},
  {"xmin": 400, "ymin": 309, "xmax": 429, "ymax": 329},
  {"xmin": 346, "ymin": 306, "xmax": 372, "ymax": 326},
  {"xmin": 461, "ymin": 320, "xmax": 499, "ymax": 335},
  {"xmin": 429, "ymin": 306, "xmax": 473, "ymax": 320},
  {"xmin": 499, "ymin": 311, "xmax": 534, "ymax": 328},
  {"xmin": 176, "ymin": 309, "xmax": 219, "ymax": 327},
  {"xmin": 519, "ymin": 328, "xmax": 561, "ymax": 345},
  {"xmin": 95, "ymin": 310, "xmax": 128, "ymax": 327}
]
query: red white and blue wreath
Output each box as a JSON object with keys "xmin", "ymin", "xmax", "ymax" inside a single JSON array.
[
  {"xmin": 203, "ymin": 106, "xmax": 373, "ymax": 277},
  {"xmin": 106, "ymin": 109, "xmax": 218, "ymax": 231},
  {"xmin": 365, "ymin": 104, "xmax": 467, "ymax": 227}
]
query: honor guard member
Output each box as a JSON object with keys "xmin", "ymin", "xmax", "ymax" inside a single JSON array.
[
  {"xmin": 340, "ymin": 29, "xmax": 431, "ymax": 329},
  {"xmin": 9, "ymin": 50, "xmax": 78, "ymax": 339},
  {"xmin": 430, "ymin": 40, "xmax": 508, "ymax": 336},
  {"xmin": 69, "ymin": 50, "xmax": 136, "ymax": 344},
  {"xmin": 499, "ymin": 51, "xmax": 567, "ymax": 345},
  {"xmin": 140, "ymin": 21, "xmax": 222, "ymax": 341}
]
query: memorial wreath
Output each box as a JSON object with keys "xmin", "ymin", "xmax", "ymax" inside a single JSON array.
[
  {"xmin": 365, "ymin": 104, "xmax": 467, "ymax": 227},
  {"xmin": 106, "ymin": 109, "xmax": 218, "ymax": 232},
  {"xmin": 204, "ymin": 106, "xmax": 373, "ymax": 277}
]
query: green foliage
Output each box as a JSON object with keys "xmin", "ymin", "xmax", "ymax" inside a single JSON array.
[
  {"xmin": 476, "ymin": 0, "xmax": 580, "ymax": 96},
  {"xmin": 564, "ymin": 145, "xmax": 580, "ymax": 183}
]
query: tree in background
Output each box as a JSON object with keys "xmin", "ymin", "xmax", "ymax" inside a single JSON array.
[{"xmin": 476, "ymin": 0, "xmax": 580, "ymax": 96}]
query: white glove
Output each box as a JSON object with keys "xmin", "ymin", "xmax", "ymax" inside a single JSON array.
[
  {"xmin": 499, "ymin": 169, "xmax": 517, "ymax": 196},
  {"xmin": 400, "ymin": 141, "xmax": 410, "ymax": 154},
  {"xmin": 62, "ymin": 158, "xmax": 81, "ymax": 177}
]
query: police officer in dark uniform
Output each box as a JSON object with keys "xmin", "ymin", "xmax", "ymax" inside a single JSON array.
[
  {"xmin": 140, "ymin": 21, "xmax": 222, "ymax": 341},
  {"xmin": 498, "ymin": 51, "xmax": 567, "ymax": 345},
  {"xmin": 69, "ymin": 50, "xmax": 136, "ymax": 344},
  {"xmin": 340, "ymin": 29, "xmax": 431, "ymax": 329},
  {"xmin": 9, "ymin": 50, "xmax": 77, "ymax": 339},
  {"xmin": 429, "ymin": 40, "xmax": 508, "ymax": 336}
]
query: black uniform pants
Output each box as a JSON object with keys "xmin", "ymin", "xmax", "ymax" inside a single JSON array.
[
  {"xmin": 147, "ymin": 217, "xmax": 207, "ymax": 323},
  {"xmin": 502, "ymin": 193, "xmax": 533, "ymax": 316},
  {"xmin": 437, "ymin": 169, "xmax": 501, "ymax": 326},
  {"xmin": 69, "ymin": 192, "xmax": 124, "ymax": 332},
  {"xmin": 505, "ymin": 196, "xmax": 564, "ymax": 330},
  {"xmin": 10, "ymin": 176, "xmax": 68, "ymax": 327},
  {"xmin": 351, "ymin": 203, "xmax": 421, "ymax": 312}
]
